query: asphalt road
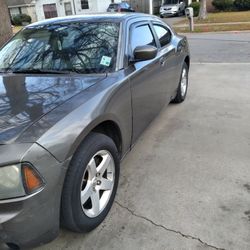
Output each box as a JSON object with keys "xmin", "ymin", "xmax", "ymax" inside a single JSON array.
[
  {"xmin": 163, "ymin": 16, "xmax": 186, "ymax": 27},
  {"xmin": 3, "ymin": 32, "xmax": 250, "ymax": 250}
]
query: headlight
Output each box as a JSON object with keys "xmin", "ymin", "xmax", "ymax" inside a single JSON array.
[
  {"xmin": 0, "ymin": 163, "xmax": 44, "ymax": 200},
  {"xmin": 172, "ymin": 6, "xmax": 178, "ymax": 11},
  {"xmin": 0, "ymin": 164, "xmax": 25, "ymax": 200}
]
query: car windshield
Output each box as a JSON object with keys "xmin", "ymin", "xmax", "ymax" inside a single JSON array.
[
  {"xmin": 164, "ymin": 0, "xmax": 179, "ymax": 5},
  {"xmin": 0, "ymin": 22, "xmax": 120, "ymax": 74},
  {"xmin": 109, "ymin": 4, "xmax": 118, "ymax": 8}
]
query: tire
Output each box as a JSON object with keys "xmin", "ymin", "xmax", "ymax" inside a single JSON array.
[
  {"xmin": 172, "ymin": 62, "xmax": 189, "ymax": 103},
  {"xmin": 61, "ymin": 132, "xmax": 120, "ymax": 232},
  {"xmin": 160, "ymin": 14, "xmax": 164, "ymax": 18}
]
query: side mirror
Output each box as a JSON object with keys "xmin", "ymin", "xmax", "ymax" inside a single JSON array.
[{"xmin": 132, "ymin": 45, "xmax": 157, "ymax": 62}]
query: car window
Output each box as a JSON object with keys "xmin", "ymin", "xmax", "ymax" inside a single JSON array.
[
  {"xmin": 164, "ymin": 0, "xmax": 179, "ymax": 4},
  {"xmin": 153, "ymin": 24, "xmax": 172, "ymax": 47},
  {"xmin": 131, "ymin": 24, "xmax": 156, "ymax": 53},
  {"xmin": 123, "ymin": 3, "xmax": 130, "ymax": 8},
  {"xmin": 109, "ymin": 4, "xmax": 118, "ymax": 9},
  {"xmin": 0, "ymin": 22, "xmax": 120, "ymax": 74}
]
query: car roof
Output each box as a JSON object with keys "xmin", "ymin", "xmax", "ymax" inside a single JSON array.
[{"xmin": 28, "ymin": 13, "xmax": 155, "ymax": 28}]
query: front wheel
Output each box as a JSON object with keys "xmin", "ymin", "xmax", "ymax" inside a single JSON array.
[
  {"xmin": 61, "ymin": 132, "xmax": 120, "ymax": 232},
  {"xmin": 172, "ymin": 62, "xmax": 189, "ymax": 103}
]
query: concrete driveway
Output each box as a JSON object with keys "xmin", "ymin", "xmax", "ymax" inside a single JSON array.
[{"xmin": 27, "ymin": 32, "xmax": 250, "ymax": 250}]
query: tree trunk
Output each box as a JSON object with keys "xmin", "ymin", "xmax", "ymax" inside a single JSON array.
[
  {"xmin": 198, "ymin": 0, "xmax": 207, "ymax": 20},
  {"xmin": 0, "ymin": 0, "xmax": 12, "ymax": 47}
]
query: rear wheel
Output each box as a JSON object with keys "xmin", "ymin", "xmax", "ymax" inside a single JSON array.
[
  {"xmin": 172, "ymin": 62, "xmax": 189, "ymax": 103},
  {"xmin": 61, "ymin": 132, "xmax": 120, "ymax": 232}
]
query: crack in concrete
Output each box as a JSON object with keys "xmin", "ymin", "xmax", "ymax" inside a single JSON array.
[{"xmin": 115, "ymin": 201, "xmax": 225, "ymax": 250}]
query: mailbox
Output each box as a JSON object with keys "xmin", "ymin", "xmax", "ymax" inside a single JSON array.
[{"xmin": 185, "ymin": 7, "xmax": 194, "ymax": 18}]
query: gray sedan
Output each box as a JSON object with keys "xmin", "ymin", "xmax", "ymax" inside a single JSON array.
[{"xmin": 0, "ymin": 13, "xmax": 190, "ymax": 249}]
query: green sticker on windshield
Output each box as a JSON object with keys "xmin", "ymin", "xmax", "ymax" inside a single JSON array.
[{"xmin": 100, "ymin": 56, "xmax": 112, "ymax": 67}]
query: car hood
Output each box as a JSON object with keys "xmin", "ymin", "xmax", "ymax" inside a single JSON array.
[
  {"xmin": 162, "ymin": 4, "xmax": 178, "ymax": 8},
  {"xmin": 0, "ymin": 74, "xmax": 105, "ymax": 144}
]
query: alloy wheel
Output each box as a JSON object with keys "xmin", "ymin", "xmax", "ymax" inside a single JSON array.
[
  {"xmin": 80, "ymin": 150, "xmax": 115, "ymax": 218},
  {"xmin": 180, "ymin": 67, "xmax": 188, "ymax": 97}
]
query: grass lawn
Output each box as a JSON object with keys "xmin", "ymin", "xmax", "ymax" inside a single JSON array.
[
  {"xmin": 175, "ymin": 23, "xmax": 250, "ymax": 33},
  {"xmin": 176, "ymin": 11, "xmax": 250, "ymax": 25}
]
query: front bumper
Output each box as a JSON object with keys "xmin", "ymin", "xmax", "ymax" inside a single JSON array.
[
  {"xmin": 160, "ymin": 10, "xmax": 178, "ymax": 16},
  {"xmin": 0, "ymin": 143, "xmax": 69, "ymax": 249}
]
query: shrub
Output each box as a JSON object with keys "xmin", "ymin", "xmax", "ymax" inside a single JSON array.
[
  {"xmin": 234, "ymin": 0, "xmax": 250, "ymax": 10},
  {"xmin": 12, "ymin": 14, "xmax": 31, "ymax": 26},
  {"xmin": 212, "ymin": 0, "xmax": 235, "ymax": 11},
  {"xmin": 189, "ymin": 2, "xmax": 200, "ymax": 17}
]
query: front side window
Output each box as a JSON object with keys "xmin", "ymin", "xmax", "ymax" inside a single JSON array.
[
  {"xmin": 0, "ymin": 22, "xmax": 120, "ymax": 74},
  {"xmin": 81, "ymin": 0, "xmax": 89, "ymax": 9},
  {"xmin": 130, "ymin": 25, "xmax": 156, "ymax": 53},
  {"xmin": 153, "ymin": 25, "xmax": 171, "ymax": 47}
]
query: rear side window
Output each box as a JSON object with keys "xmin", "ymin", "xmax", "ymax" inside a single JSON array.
[
  {"xmin": 153, "ymin": 24, "xmax": 171, "ymax": 47},
  {"xmin": 121, "ymin": 2, "xmax": 130, "ymax": 8},
  {"xmin": 131, "ymin": 25, "xmax": 156, "ymax": 53}
]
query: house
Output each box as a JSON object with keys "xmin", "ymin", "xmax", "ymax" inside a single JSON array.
[
  {"xmin": 35, "ymin": 0, "xmax": 119, "ymax": 21},
  {"xmin": 7, "ymin": 0, "xmax": 37, "ymax": 22},
  {"xmin": 34, "ymin": 0, "xmax": 214, "ymax": 22}
]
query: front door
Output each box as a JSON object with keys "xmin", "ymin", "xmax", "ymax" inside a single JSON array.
[
  {"xmin": 64, "ymin": 2, "xmax": 73, "ymax": 16},
  {"xmin": 128, "ymin": 22, "xmax": 171, "ymax": 143}
]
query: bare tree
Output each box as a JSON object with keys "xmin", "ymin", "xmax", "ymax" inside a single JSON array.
[
  {"xmin": 0, "ymin": 0, "xmax": 12, "ymax": 47},
  {"xmin": 198, "ymin": 0, "xmax": 207, "ymax": 20}
]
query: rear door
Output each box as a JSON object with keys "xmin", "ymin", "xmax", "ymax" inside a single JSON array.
[{"xmin": 152, "ymin": 22, "xmax": 179, "ymax": 97}]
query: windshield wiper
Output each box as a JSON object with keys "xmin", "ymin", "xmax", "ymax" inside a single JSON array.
[{"xmin": 11, "ymin": 69, "xmax": 70, "ymax": 74}]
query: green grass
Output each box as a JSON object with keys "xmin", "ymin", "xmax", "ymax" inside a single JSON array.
[
  {"xmin": 12, "ymin": 26, "xmax": 23, "ymax": 34},
  {"xmin": 175, "ymin": 23, "xmax": 250, "ymax": 33},
  {"xmin": 176, "ymin": 11, "xmax": 250, "ymax": 25}
]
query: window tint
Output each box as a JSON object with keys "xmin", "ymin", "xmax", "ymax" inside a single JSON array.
[
  {"xmin": 153, "ymin": 25, "xmax": 171, "ymax": 47},
  {"xmin": 0, "ymin": 22, "xmax": 119, "ymax": 74},
  {"xmin": 131, "ymin": 25, "xmax": 156, "ymax": 53}
]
